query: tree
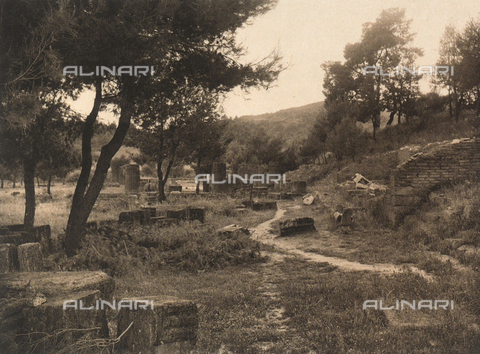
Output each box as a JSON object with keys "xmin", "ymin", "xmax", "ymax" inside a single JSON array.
[
  {"xmin": 326, "ymin": 117, "xmax": 365, "ymax": 162},
  {"xmin": 0, "ymin": 0, "xmax": 76, "ymax": 227},
  {"xmin": 60, "ymin": 0, "xmax": 282, "ymax": 255},
  {"xmin": 435, "ymin": 25, "xmax": 466, "ymax": 121},
  {"xmin": 340, "ymin": 8, "xmax": 422, "ymax": 139},
  {"xmin": 180, "ymin": 111, "xmax": 227, "ymax": 194},
  {"xmin": 457, "ymin": 17, "xmax": 480, "ymax": 116}
]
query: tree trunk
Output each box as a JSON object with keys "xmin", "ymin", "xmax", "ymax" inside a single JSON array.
[
  {"xmin": 386, "ymin": 111, "xmax": 395, "ymax": 126},
  {"xmin": 65, "ymin": 79, "xmax": 133, "ymax": 257},
  {"xmin": 1, "ymin": 177, "xmax": 3, "ymax": 188},
  {"xmin": 448, "ymin": 87, "xmax": 453, "ymax": 119},
  {"xmin": 156, "ymin": 153, "xmax": 176, "ymax": 202},
  {"xmin": 23, "ymin": 159, "xmax": 36, "ymax": 229},
  {"xmin": 157, "ymin": 158, "xmax": 166, "ymax": 202},
  {"xmin": 47, "ymin": 175, "xmax": 52, "ymax": 195},
  {"xmin": 36, "ymin": 176, "xmax": 40, "ymax": 188},
  {"xmin": 12, "ymin": 173, "xmax": 16, "ymax": 188}
]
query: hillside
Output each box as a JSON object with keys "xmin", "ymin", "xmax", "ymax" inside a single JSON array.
[{"xmin": 236, "ymin": 101, "xmax": 324, "ymax": 145}]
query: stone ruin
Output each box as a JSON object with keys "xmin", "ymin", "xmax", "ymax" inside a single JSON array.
[
  {"xmin": 386, "ymin": 138, "xmax": 480, "ymax": 225},
  {"xmin": 0, "ymin": 216, "xmax": 200, "ymax": 353}
]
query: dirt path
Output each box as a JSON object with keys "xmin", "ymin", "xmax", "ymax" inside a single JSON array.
[{"xmin": 251, "ymin": 202, "xmax": 432, "ymax": 279}]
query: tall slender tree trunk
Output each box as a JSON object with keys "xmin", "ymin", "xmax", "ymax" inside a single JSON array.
[
  {"xmin": 448, "ymin": 87, "xmax": 453, "ymax": 119},
  {"xmin": 386, "ymin": 111, "xmax": 395, "ymax": 126},
  {"xmin": 12, "ymin": 173, "xmax": 16, "ymax": 188},
  {"xmin": 65, "ymin": 79, "xmax": 133, "ymax": 256},
  {"xmin": 47, "ymin": 175, "xmax": 52, "ymax": 195},
  {"xmin": 157, "ymin": 157, "xmax": 166, "ymax": 202},
  {"xmin": 156, "ymin": 153, "xmax": 176, "ymax": 202},
  {"xmin": 24, "ymin": 159, "xmax": 36, "ymax": 228}
]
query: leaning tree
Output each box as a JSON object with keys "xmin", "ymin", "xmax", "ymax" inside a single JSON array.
[{"xmin": 57, "ymin": 0, "xmax": 283, "ymax": 256}]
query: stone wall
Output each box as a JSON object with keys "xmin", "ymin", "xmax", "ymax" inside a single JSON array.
[{"xmin": 388, "ymin": 138, "xmax": 480, "ymax": 225}]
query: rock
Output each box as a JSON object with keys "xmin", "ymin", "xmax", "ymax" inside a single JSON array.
[
  {"xmin": 216, "ymin": 224, "xmax": 250, "ymax": 237},
  {"xmin": 167, "ymin": 209, "xmax": 188, "ymax": 220},
  {"xmin": 116, "ymin": 296, "xmax": 197, "ymax": 353},
  {"xmin": 302, "ymin": 194, "xmax": 315, "ymax": 205},
  {"xmin": 0, "ymin": 232, "xmax": 35, "ymax": 246},
  {"xmin": 252, "ymin": 201, "xmax": 277, "ymax": 211},
  {"xmin": 279, "ymin": 217, "xmax": 315, "ymax": 236},
  {"xmin": 1, "ymin": 290, "xmax": 109, "ymax": 350},
  {"xmin": 17, "ymin": 243, "xmax": 43, "ymax": 272},
  {"xmin": 0, "ymin": 271, "xmax": 115, "ymax": 299},
  {"xmin": 119, "ymin": 210, "xmax": 151, "ymax": 225},
  {"xmin": 141, "ymin": 207, "xmax": 157, "ymax": 218},
  {"xmin": 0, "ymin": 244, "xmax": 17, "ymax": 273},
  {"xmin": 188, "ymin": 208, "xmax": 205, "ymax": 223}
]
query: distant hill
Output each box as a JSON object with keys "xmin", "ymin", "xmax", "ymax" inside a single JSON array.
[{"xmin": 236, "ymin": 101, "xmax": 324, "ymax": 145}]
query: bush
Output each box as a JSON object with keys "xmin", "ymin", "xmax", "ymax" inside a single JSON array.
[{"xmin": 59, "ymin": 223, "xmax": 265, "ymax": 275}]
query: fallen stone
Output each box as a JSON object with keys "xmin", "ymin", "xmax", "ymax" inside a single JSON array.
[
  {"xmin": 216, "ymin": 224, "xmax": 250, "ymax": 237},
  {"xmin": 1, "ymin": 290, "xmax": 109, "ymax": 351},
  {"xmin": 303, "ymin": 194, "xmax": 315, "ymax": 205},
  {"xmin": 31, "ymin": 225, "xmax": 52, "ymax": 255},
  {"xmin": 188, "ymin": 208, "xmax": 205, "ymax": 223},
  {"xmin": 119, "ymin": 210, "xmax": 151, "ymax": 225},
  {"xmin": 252, "ymin": 201, "xmax": 277, "ymax": 211},
  {"xmin": 340, "ymin": 209, "xmax": 354, "ymax": 226},
  {"xmin": 0, "ymin": 244, "xmax": 17, "ymax": 273},
  {"xmin": 167, "ymin": 208, "xmax": 188, "ymax": 220},
  {"xmin": 0, "ymin": 271, "xmax": 115, "ymax": 299},
  {"xmin": 17, "ymin": 243, "xmax": 43, "ymax": 272},
  {"xmin": 279, "ymin": 217, "xmax": 315, "ymax": 237},
  {"xmin": 141, "ymin": 206, "xmax": 157, "ymax": 218},
  {"xmin": 0, "ymin": 232, "xmax": 35, "ymax": 246},
  {"xmin": 116, "ymin": 296, "xmax": 197, "ymax": 353},
  {"xmin": 168, "ymin": 185, "xmax": 183, "ymax": 192}
]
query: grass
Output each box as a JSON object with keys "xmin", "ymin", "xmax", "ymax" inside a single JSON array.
[
  {"xmin": 273, "ymin": 258, "xmax": 480, "ymax": 354},
  {"xmin": 113, "ymin": 256, "xmax": 480, "ymax": 353}
]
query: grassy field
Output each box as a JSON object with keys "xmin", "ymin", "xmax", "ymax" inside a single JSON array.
[{"xmin": 2, "ymin": 176, "xmax": 480, "ymax": 353}]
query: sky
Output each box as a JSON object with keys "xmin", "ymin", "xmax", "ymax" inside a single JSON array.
[
  {"xmin": 221, "ymin": 0, "xmax": 480, "ymax": 117},
  {"xmin": 70, "ymin": 0, "xmax": 480, "ymax": 121}
]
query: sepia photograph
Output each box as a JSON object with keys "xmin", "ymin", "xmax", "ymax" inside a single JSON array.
[{"xmin": 1, "ymin": 0, "xmax": 480, "ymax": 353}]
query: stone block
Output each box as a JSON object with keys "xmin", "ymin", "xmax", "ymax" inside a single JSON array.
[
  {"xmin": 168, "ymin": 185, "xmax": 183, "ymax": 192},
  {"xmin": 0, "ymin": 271, "xmax": 115, "ymax": 299},
  {"xmin": 116, "ymin": 296, "xmax": 197, "ymax": 353},
  {"xmin": 167, "ymin": 209, "xmax": 188, "ymax": 221},
  {"xmin": 188, "ymin": 208, "xmax": 205, "ymax": 223},
  {"xmin": 279, "ymin": 217, "xmax": 315, "ymax": 236},
  {"xmin": 216, "ymin": 224, "xmax": 250, "ymax": 237},
  {"xmin": 152, "ymin": 217, "xmax": 179, "ymax": 227},
  {"xmin": 31, "ymin": 225, "xmax": 52, "ymax": 255},
  {"xmin": 252, "ymin": 201, "xmax": 277, "ymax": 211},
  {"xmin": 17, "ymin": 243, "xmax": 43, "ymax": 272},
  {"xmin": 0, "ymin": 244, "xmax": 17, "ymax": 273},
  {"xmin": 0, "ymin": 231, "xmax": 35, "ymax": 246},
  {"xmin": 142, "ymin": 207, "xmax": 157, "ymax": 218},
  {"xmin": 1, "ymin": 290, "xmax": 109, "ymax": 350},
  {"xmin": 119, "ymin": 210, "xmax": 151, "ymax": 225}
]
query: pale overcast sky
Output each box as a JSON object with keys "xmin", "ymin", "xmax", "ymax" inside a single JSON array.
[
  {"xmin": 222, "ymin": 0, "xmax": 480, "ymax": 117},
  {"xmin": 71, "ymin": 0, "xmax": 480, "ymax": 121}
]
